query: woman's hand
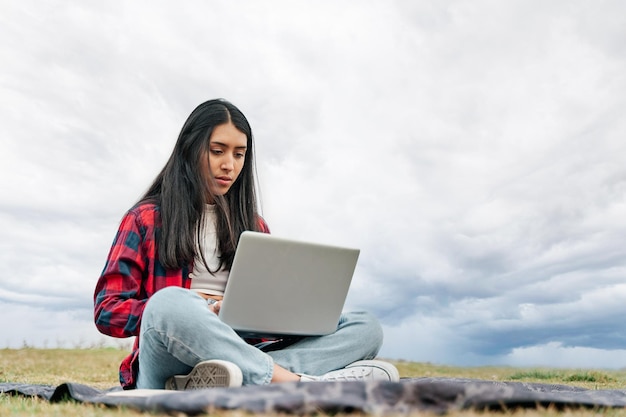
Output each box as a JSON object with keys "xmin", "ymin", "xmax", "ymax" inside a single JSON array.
[
  {"xmin": 209, "ymin": 300, "xmax": 222, "ymax": 315},
  {"xmin": 196, "ymin": 292, "xmax": 223, "ymax": 314}
]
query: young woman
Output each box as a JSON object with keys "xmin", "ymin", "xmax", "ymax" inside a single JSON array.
[{"xmin": 94, "ymin": 99, "xmax": 399, "ymax": 390}]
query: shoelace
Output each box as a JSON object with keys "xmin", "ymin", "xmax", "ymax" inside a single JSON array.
[{"xmin": 322, "ymin": 367, "xmax": 373, "ymax": 381}]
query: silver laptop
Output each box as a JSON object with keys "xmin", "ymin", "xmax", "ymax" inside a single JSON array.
[{"xmin": 219, "ymin": 231, "xmax": 360, "ymax": 337}]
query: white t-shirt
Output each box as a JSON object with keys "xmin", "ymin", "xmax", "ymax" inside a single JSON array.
[{"xmin": 189, "ymin": 204, "xmax": 229, "ymax": 296}]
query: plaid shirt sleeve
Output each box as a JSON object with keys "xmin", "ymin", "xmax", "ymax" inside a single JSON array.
[
  {"xmin": 94, "ymin": 205, "xmax": 269, "ymax": 388},
  {"xmin": 94, "ymin": 206, "xmax": 155, "ymax": 338},
  {"xmin": 93, "ymin": 205, "xmax": 262, "ymax": 339}
]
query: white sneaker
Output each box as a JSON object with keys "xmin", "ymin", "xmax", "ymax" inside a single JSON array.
[
  {"xmin": 165, "ymin": 359, "xmax": 243, "ymax": 390},
  {"xmin": 318, "ymin": 360, "xmax": 400, "ymax": 382}
]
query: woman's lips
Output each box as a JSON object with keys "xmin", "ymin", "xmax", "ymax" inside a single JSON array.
[{"xmin": 215, "ymin": 176, "xmax": 232, "ymax": 186}]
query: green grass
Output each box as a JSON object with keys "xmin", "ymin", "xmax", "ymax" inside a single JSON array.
[
  {"xmin": 2, "ymin": 349, "xmax": 626, "ymax": 416},
  {"xmin": 0, "ymin": 348, "xmax": 149, "ymax": 416},
  {"xmin": 508, "ymin": 369, "xmax": 619, "ymax": 385},
  {"xmin": 395, "ymin": 359, "xmax": 626, "ymax": 389}
]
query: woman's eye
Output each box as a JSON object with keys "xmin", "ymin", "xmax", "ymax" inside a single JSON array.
[
  {"xmin": 235, "ymin": 152, "xmax": 246, "ymax": 159},
  {"xmin": 210, "ymin": 149, "xmax": 223, "ymax": 155}
]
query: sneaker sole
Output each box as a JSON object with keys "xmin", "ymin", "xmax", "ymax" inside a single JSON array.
[
  {"xmin": 346, "ymin": 360, "xmax": 400, "ymax": 382},
  {"xmin": 165, "ymin": 360, "xmax": 243, "ymax": 390}
]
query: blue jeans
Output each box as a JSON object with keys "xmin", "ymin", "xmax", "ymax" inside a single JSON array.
[{"xmin": 136, "ymin": 286, "xmax": 383, "ymax": 388}]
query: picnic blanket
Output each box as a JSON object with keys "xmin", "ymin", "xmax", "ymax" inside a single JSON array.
[{"xmin": 3, "ymin": 377, "xmax": 626, "ymax": 414}]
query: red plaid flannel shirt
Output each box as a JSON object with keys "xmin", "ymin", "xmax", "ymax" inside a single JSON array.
[{"xmin": 93, "ymin": 202, "xmax": 269, "ymax": 389}]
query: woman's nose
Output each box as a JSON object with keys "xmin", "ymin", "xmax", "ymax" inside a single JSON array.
[{"xmin": 221, "ymin": 156, "xmax": 234, "ymax": 171}]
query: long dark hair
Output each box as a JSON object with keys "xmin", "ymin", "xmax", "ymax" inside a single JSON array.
[{"xmin": 139, "ymin": 98, "xmax": 260, "ymax": 271}]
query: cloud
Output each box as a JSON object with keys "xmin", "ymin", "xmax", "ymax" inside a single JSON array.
[
  {"xmin": 1, "ymin": 0, "xmax": 625, "ymax": 370},
  {"xmin": 0, "ymin": 301, "xmax": 128, "ymax": 349},
  {"xmin": 505, "ymin": 342, "xmax": 626, "ymax": 369}
]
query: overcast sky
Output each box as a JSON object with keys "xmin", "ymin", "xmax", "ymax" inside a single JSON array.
[{"xmin": 1, "ymin": 0, "xmax": 625, "ymax": 370}]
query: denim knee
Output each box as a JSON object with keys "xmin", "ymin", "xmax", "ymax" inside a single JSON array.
[
  {"xmin": 343, "ymin": 310, "xmax": 384, "ymax": 355},
  {"xmin": 142, "ymin": 286, "xmax": 202, "ymax": 329}
]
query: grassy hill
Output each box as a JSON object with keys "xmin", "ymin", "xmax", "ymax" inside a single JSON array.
[{"xmin": 2, "ymin": 348, "xmax": 626, "ymax": 416}]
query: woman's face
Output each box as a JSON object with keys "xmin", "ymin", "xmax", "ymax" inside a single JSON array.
[{"xmin": 202, "ymin": 122, "xmax": 248, "ymax": 203}]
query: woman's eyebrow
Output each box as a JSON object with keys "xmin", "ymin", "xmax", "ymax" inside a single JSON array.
[{"xmin": 210, "ymin": 141, "xmax": 247, "ymax": 149}]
